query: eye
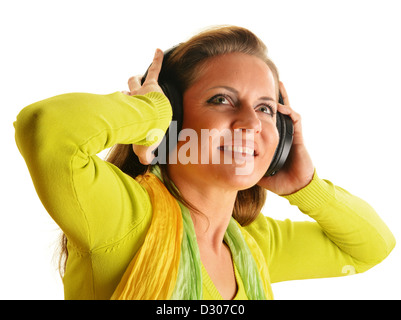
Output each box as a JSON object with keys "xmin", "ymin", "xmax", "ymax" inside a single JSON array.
[
  {"xmin": 256, "ymin": 104, "xmax": 275, "ymax": 117},
  {"xmin": 207, "ymin": 94, "xmax": 232, "ymax": 105}
]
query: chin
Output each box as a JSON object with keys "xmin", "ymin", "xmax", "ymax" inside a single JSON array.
[{"xmin": 209, "ymin": 162, "xmax": 266, "ymax": 191}]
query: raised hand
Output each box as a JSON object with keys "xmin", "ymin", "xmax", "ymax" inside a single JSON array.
[
  {"xmin": 124, "ymin": 49, "xmax": 168, "ymax": 165},
  {"xmin": 258, "ymin": 82, "xmax": 315, "ymax": 195}
]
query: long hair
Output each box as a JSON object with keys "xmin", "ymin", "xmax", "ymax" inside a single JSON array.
[{"xmin": 59, "ymin": 25, "xmax": 279, "ymax": 276}]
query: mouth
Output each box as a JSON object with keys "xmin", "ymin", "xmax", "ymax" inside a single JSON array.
[{"xmin": 218, "ymin": 145, "xmax": 258, "ymax": 157}]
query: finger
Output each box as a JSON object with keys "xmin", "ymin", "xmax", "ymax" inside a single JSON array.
[
  {"xmin": 138, "ymin": 152, "xmax": 155, "ymax": 165},
  {"xmin": 143, "ymin": 49, "xmax": 164, "ymax": 84},
  {"xmin": 132, "ymin": 143, "xmax": 158, "ymax": 165},
  {"xmin": 128, "ymin": 75, "xmax": 142, "ymax": 92},
  {"xmin": 279, "ymin": 81, "xmax": 290, "ymax": 106},
  {"xmin": 277, "ymin": 103, "xmax": 303, "ymax": 144},
  {"xmin": 277, "ymin": 103, "xmax": 301, "ymax": 123},
  {"xmin": 277, "ymin": 81, "xmax": 300, "ymax": 127}
]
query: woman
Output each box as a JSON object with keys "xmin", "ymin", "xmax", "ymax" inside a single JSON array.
[{"xmin": 14, "ymin": 26, "xmax": 395, "ymax": 300}]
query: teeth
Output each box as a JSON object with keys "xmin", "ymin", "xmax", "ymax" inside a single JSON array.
[{"xmin": 221, "ymin": 146, "xmax": 255, "ymax": 156}]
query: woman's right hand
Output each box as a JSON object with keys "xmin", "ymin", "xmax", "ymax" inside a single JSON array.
[
  {"xmin": 124, "ymin": 49, "xmax": 165, "ymax": 96},
  {"xmin": 124, "ymin": 49, "xmax": 166, "ymax": 165}
]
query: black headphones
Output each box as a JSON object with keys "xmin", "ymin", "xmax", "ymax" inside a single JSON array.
[{"xmin": 142, "ymin": 47, "xmax": 293, "ymax": 177}]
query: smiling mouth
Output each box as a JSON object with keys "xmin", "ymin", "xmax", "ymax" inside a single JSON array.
[{"xmin": 218, "ymin": 145, "xmax": 257, "ymax": 156}]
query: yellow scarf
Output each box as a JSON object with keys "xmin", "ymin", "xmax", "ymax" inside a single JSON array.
[{"xmin": 111, "ymin": 170, "xmax": 272, "ymax": 300}]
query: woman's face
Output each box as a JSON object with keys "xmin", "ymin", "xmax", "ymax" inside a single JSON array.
[{"xmin": 171, "ymin": 52, "xmax": 279, "ymax": 191}]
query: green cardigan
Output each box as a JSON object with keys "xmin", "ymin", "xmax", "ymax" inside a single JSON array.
[{"xmin": 14, "ymin": 91, "xmax": 395, "ymax": 299}]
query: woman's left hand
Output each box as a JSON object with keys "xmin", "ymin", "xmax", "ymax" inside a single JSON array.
[{"xmin": 257, "ymin": 82, "xmax": 315, "ymax": 195}]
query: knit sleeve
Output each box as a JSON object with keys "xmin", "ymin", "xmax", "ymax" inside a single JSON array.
[
  {"xmin": 14, "ymin": 91, "xmax": 172, "ymax": 251},
  {"xmin": 246, "ymin": 171, "xmax": 396, "ymax": 283}
]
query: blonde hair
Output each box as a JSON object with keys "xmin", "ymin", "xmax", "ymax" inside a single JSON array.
[{"xmin": 59, "ymin": 25, "xmax": 279, "ymax": 275}]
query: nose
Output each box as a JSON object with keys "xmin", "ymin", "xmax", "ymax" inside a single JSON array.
[{"xmin": 232, "ymin": 105, "xmax": 262, "ymax": 134}]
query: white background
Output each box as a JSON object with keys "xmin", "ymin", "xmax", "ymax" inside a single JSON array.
[{"xmin": 1, "ymin": 0, "xmax": 400, "ymax": 300}]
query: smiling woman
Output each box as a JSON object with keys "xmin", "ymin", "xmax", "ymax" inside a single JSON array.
[
  {"xmin": 14, "ymin": 25, "xmax": 395, "ymax": 300},
  {"xmin": 173, "ymin": 52, "xmax": 279, "ymax": 192}
]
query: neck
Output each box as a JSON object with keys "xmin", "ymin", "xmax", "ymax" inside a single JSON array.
[{"xmin": 168, "ymin": 167, "xmax": 237, "ymax": 253}]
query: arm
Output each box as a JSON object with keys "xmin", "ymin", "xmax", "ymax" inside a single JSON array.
[
  {"xmin": 261, "ymin": 171, "xmax": 396, "ymax": 282},
  {"xmin": 14, "ymin": 90, "xmax": 172, "ymax": 251},
  {"xmin": 254, "ymin": 83, "xmax": 395, "ymax": 281}
]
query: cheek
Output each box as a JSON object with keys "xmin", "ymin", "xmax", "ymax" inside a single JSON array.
[
  {"xmin": 181, "ymin": 103, "xmax": 212, "ymax": 131},
  {"xmin": 260, "ymin": 122, "xmax": 280, "ymax": 159}
]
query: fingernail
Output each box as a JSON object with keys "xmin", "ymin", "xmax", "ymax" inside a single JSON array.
[{"xmin": 155, "ymin": 48, "xmax": 162, "ymax": 56}]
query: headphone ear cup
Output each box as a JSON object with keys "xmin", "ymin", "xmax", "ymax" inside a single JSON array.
[
  {"xmin": 158, "ymin": 80, "xmax": 183, "ymax": 135},
  {"xmin": 264, "ymin": 93, "xmax": 294, "ymax": 176},
  {"xmin": 141, "ymin": 47, "xmax": 183, "ymax": 163},
  {"xmin": 265, "ymin": 113, "xmax": 284, "ymax": 176},
  {"xmin": 152, "ymin": 80, "xmax": 183, "ymax": 161}
]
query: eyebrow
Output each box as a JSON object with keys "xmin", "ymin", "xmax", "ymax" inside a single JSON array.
[{"xmin": 207, "ymin": 85, "xmax": 276, "ymax": 103}]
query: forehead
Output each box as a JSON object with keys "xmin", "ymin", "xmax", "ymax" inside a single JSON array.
[{"xmin": 187, "ymin": 52, "xmax": 276, "ymax": 96}]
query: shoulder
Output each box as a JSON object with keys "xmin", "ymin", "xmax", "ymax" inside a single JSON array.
[
  {"xmin": 241, "ymin": 214, "xmax": 274, "ymax": 253},
  {"xmin": 242, "ymin": 213, "xmax": 274, "ymax": 238}
]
